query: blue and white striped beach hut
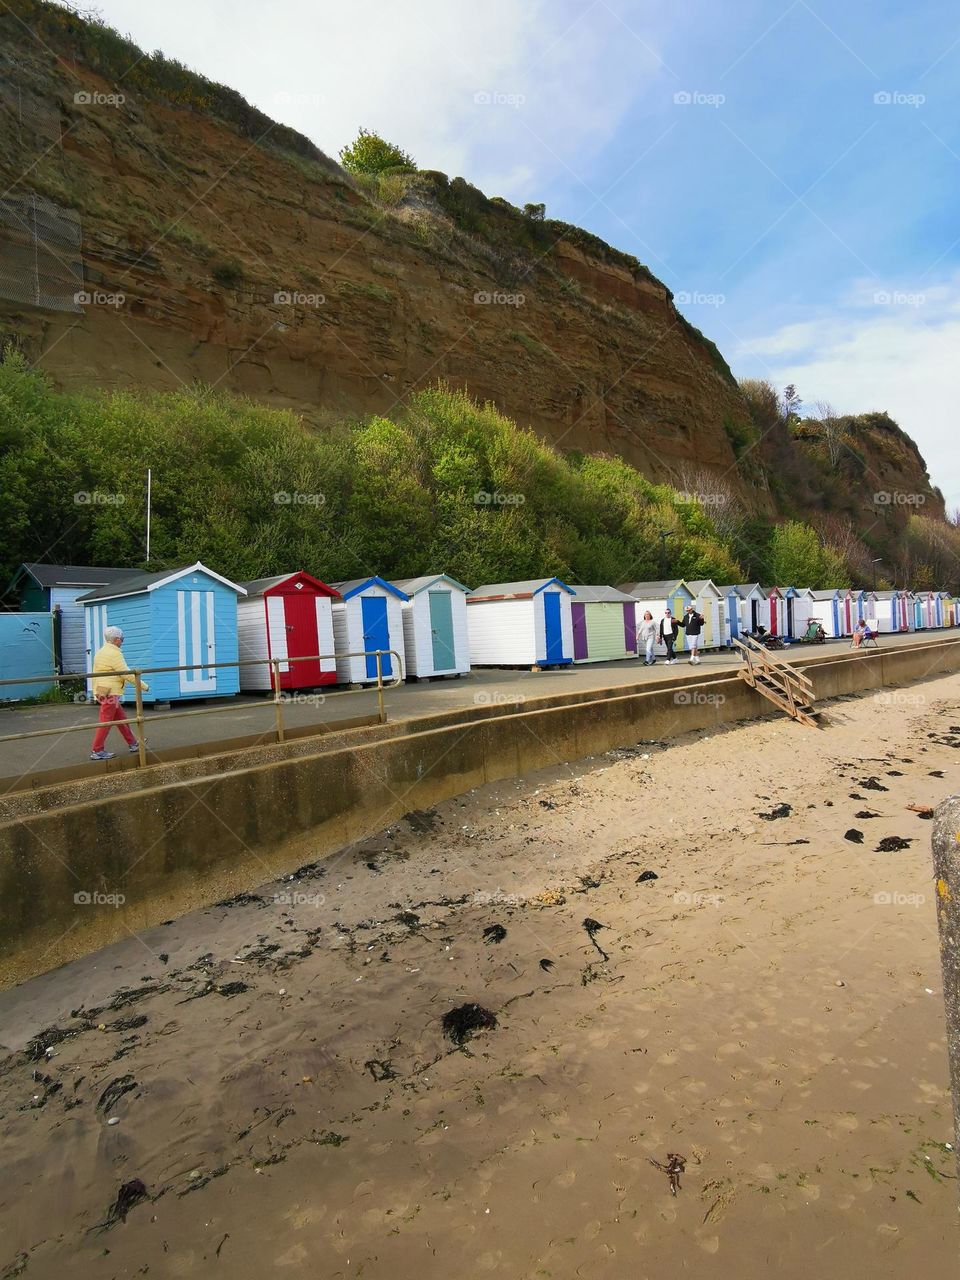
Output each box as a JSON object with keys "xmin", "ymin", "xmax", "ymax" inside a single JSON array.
[{"xmin": 78, "ymin": 562, "xmax": 245, "ymax": 701}]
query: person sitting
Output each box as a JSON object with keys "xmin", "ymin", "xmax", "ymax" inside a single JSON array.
[{"xmin": 851, "ymin": 617, "xmax": 874, "ymax": 648}]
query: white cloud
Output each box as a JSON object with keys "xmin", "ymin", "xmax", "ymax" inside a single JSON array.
[
  {"xmin": 734, "ymin": 273, "xmax": 960, "ymax": 510},
  {"xmin": 85, "ymin": 0, "xmax": 664, "ymax": 201}
]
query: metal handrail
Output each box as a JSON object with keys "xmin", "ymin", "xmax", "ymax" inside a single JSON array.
[{"xmin": 0, "ymin": 648, "xmax": 404, "ymax": 767}]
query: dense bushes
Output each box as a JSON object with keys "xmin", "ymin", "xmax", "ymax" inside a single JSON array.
[{"xmin": 0, "ymin": 355, "xmax": 743, "ymax": 589}]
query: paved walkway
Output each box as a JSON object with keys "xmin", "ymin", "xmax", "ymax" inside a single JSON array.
[{"xmin": 0, "ymin": 630, "xmax": 949, "ymax": 790}]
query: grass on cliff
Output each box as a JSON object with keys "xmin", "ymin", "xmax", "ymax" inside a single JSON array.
[{"xmin": 0, "ymin": 352, "xmax": 747, "ymax": 590}]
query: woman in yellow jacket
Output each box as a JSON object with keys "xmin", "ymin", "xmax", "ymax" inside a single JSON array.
[{"xmin": 90, "ymin": 626, "xmax": 148, "ymax": 760}]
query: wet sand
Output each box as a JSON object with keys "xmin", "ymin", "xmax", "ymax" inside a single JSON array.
[{"xmin": 1, "ymin": 677, "xmax": 958, "ymax": 1278}]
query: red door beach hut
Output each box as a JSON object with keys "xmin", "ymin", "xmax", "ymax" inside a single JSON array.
[
  {"xmin": 569, "ymin": 586, "xmax": 637, "ymax": 663},
  {"xmin": 237, "ymin": 572, "xmax": 340, "ymax": 691},
  {"xmin": 329, "ymin": 577, "xmax": 408, "ymax": 684},
  {"xmin": 467, "ymin": 579, "xmax": 575, "ymax": 668},
  {"xmin": 765, "ymin": 586, "xmax": 785, "ymax": 636},
  {"xmin": 392, "ymin": 575, "xmax": 471, "ymax": 678}
]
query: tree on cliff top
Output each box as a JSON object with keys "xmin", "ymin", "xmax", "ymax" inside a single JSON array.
[{"xmin": 339, "ymin": 128, "xmax": 416, "ymax": 175}]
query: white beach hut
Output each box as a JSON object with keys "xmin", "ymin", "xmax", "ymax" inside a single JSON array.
[
  {"xmin": 731, "ymin": 584, "xmax": 767, "ymax": 635},
  {"xmin": 329, "ymin": 577, "xmax": 409, "ymax": 684},
  {"xmin": 392, "ymin": 574, "xmax": 471, "ymax": 679},
  {"xmin": 467, "ymin": 578, "xmax": 575, "ymax": 668},
  {"xmin": 873, "ymin": 590, "xmax": 902, "ymax": 634},
  {"xmin": 790, "ymin": 588, "xmax": 817, "ymax": 640},
  {"xmin": 809, "ymin": 589, "xmax": 845, "ymax": 638}
]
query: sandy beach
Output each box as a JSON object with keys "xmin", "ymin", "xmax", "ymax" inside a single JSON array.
[{"xmin": 1, "ymin": 675, "xmax": 958, "ymax": 1278}]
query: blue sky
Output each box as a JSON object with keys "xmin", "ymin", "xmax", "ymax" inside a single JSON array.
[{"xmin": 85, "ymin": 0, "xmax": 960, "ymax": 507}]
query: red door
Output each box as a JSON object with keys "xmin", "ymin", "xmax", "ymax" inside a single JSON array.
[
  {"xmin": 770, "ymin": 596, "xmax": 778, "ymax": 635},
  {"xmin": 282, "ymin": 590, "xmax": 322, "ymax": 687}
]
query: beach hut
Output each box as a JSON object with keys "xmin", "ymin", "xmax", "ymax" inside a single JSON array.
[
  {"xmin": 9, "ymin": 562, "xmax": 143, "ymax": 674},
  {"xmin": 568, "ymin": 585, "xmax": 638, "ymax": 664},
  {"xmin": 912, "ymin": 590, "xmax": 932, "ymax": 630},
  {"xmin": 78, "ymin": 562, "xmax": 245, "ymax": 701},
  {"xmin": 934, "ymin": 590, "xmax": 950, "ymax": 628},
  {"xmin": 765, "ymin": 586, "xmax": 786, "ymax": 636},
  {"xmin": 728, "ymin": 584, "xmax": 766, "ymax": 635},
  {"xmin": 855, "ymin": 589, "xmax": 879, "ymax": 628},
  {"xmin": 810, "ymin": 589, "xmax": 845, "ymax": 638},
  {"xmin": 684, "ymin": 580, "xmax": 725, "ymax": 649},
  {"xmin": 467, "ymin": 579, "xmax": 575, "ymax": 668},
  {"xmin": 715, "ymin": 585, "xmax": 742, "ymax": 644},
  {"xmin": 237, "ymin": 572, "xmax": 340, "ymax": 692},
  {"xmin": 895, "ymin": 590, "xmax": 914, "ymax": 632},
  {"xmin": 942, "ymin": 593, "xmax": 958, "ymax": 627},
  {"xmin": 392, "ymin": 575, "xmax": 471, "ymax": 678},
  {"xmin": 873, "ymin": 590, "xmax": 901, "ymax": 633},
  {"xmin": 618, "ymin": 581, "xmax": 694, "ymax": 655},
  {"xmin": 775, "ymin": 587, "xmax": 804, "ymax": 640},
  {"xmin": 329, "ymin": 577, "xmax": 408, "ymax": 684},
  {"xmin": 791, "ymin": 588, "xmax": 817, "ymax": 639}
]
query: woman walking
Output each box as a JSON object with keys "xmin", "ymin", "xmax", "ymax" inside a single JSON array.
[
  {"xmin": 638, "ymin": 610, "xmax": 657, "ymax": 665},
  {"xmin": 89, "ymin": 626, "xmax": 148, "ymax": 761}
]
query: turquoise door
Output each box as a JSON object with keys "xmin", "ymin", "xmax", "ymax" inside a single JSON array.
[
  {"xmin": 543, "ymin": 591, "xmax": 564, "ymax": 662},
  {"xmin": 428, "ymin": 591, "xmax": 455, "ymax": 671},
  {"xmin": 360, "ymin": 595, "xmax": 391, "ymax": 678}
]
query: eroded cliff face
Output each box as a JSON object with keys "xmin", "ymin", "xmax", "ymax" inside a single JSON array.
[
  {"xmin": 0, "ymin": 14, "xmax": 753, "ymax": 494},
  {"xmin": 0, "ymin": 2, "xmax": 946, "ymax": 540}
]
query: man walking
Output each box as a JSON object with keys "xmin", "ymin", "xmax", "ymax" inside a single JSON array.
[
  {"xmin": 681, "ymin": 604, "xmax": 705, "ymax": 664},
  {"xmin": 90, "ymin": 626, "xmax": 148, "ymax": 761},
  {"xmin": 658, "ymin": 608, "xmax": 679, "ymax": 664}
]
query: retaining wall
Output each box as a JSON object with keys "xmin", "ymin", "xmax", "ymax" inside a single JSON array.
[{"xmin": 2, "ymin": 636, "xmax": 958, "ymax": 987}]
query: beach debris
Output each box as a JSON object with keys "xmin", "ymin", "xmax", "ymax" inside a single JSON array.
[
  {"xmin": 395, "ymin": 910, "xmax": 421, "ymax": 929},
  {"xmin": 534, "ymin": 889, "xmax": 566, "ymax": 906},
  {"xmin": 844, "ymin": 830, "xmax": 864, "ymax": 844},
  {"xmin": 538, "ymin": 798, "xmax": 557, "ymax": 810},
  {"xmin": 216, "ymin": 981, "xmax": 249, "ymax": 997},
  {"xmin": 758, "ymin": 803, "xmax": 792, "ymax": 821},
  {"xmin": 107, "ymin": 1117, "xmax": 120, "ymax": 1126},
  {"xmin": 636, "ymin": 870, "xmax": 659, "ymax": 883},
  {"xmin": 835, "ymin": 979, "xmax": 846, "ymax": 987},
  {"xmin": 907, "ymin": 803, "xmax": 935, "ymax": 819},
  {"xmin": 858, "ymin": 777, "xmax": 889, "ymax": 792},
  {"xmin": 441, "ymin": 1003, "xmax": 497, "ymax": 1046},
  {"xmin": 649, "ymin": 1152, "xmax": 686, "ymax": 1195},
  {"xmin": 364, "ymin": 1059, "xmax": 397, "ymax": 1082},
  {"xmin": 583, "ymin": 918, "xmax": 609, "ymax": 961},
  {"xmin": 876, "ymin": 836, "xmax": 912, "ymax": 852},
  {"xmin": 855, "ymin": 810, "xmax": 880, "ymax": 819},
  {"xmin": 930, "ymin": 770, "xmax": 945, "ymax": 778},
  {"xmin": 539, "ymin": 959, "xmax": 554, "ymax": 972},
  {"xmin": 96, "ymin": 1075, "xmax": 137, "ymax": 1115},
  {"xmin": 103, "ymin": 1178, "xmax": 149, "ymax": 1228},
  {"xmin": 404, "ymin": 808, "xmax": 440, "ymax": 834},
  {"xmin": 313, "ymin": 1129, "xmax": 348, "ymax": 1146},
  {"xmin": 483, "ymin": 924, "xmax": 507, "ymax": 944},
  {"xmin": 887, "ymin": 769, "xmax": 904, "ymax": 776},
  {"xmin": 579, "ymin": 874, "xmax": 602, "ymax": 891},
  {"xmin": 214, "ymin": 891, "xmax": 264, "ymax": 909}
]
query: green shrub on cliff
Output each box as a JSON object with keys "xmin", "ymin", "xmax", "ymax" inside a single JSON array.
[
  {"xmin": 339, "ymin": 129, "xmax": 416, "ymax": 176},
  {"xmin": 0, "ymin": 354, "xmax": 749, "ymax": 591}
]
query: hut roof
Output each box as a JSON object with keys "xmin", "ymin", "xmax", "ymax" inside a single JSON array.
[
  {"xmin": 329, "ymin": 576, "xmax": 409, "ymax": 601},
  {"xmin": 685, "ymin": 579, "xmax": 723, "ymax": 597},
  {"xmin": 566, "ymin": 585, "xmax": 637, "ymax": 604},
  {"xmin": 616, "ymin": 580, "xmax": 689, "ymax": 596},
  {"xmin": 240, "ymin": 572, "xmax": 339, "ymax": 598},
  {"xmin": 392, "ymin": 574, "xmax": 470, "ymax": 596},
  {"xmin": 78, "ymin": 561, "xmax": 245, "ymax": 602},
  {"xmin": 468, "ymin": 578, "xmax": 574, "ymax": 601},
  {"xmin": 15, "ymin": 562, "xmax": 142, "ymax": 590}
]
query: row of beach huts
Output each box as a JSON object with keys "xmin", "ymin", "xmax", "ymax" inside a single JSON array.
[{"xmin": 6, "ymin": 562, "xmax": 959, "ymax": 703}]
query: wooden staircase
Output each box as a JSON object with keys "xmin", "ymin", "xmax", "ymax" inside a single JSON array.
[{"xmin": 733, "ymin": 636, "xmax": 820, "ymax": 727}]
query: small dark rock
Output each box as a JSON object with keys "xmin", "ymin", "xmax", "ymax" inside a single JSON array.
[
  {"xmin": 636, "ymin": 870, "xmax": 659, "ymax": 883},
  {"xmin": 876, "ymin": 836, "xmax": 912, "ymax": 852},
  {"xmin": 759, "ymin": 803, "xmax": 792, "ymax": 820},
  {"xmin": 844, "ymin": 829, "xmax": 864, "ymax": 844}
]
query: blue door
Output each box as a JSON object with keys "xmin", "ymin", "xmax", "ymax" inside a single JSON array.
[
  {"xmin": 543, "ymin": 591, "xmax": 564, "ymax": 663},
  {"xmin": 360, "ymin": 595, "xmax": 391, "ymax": 678}
]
